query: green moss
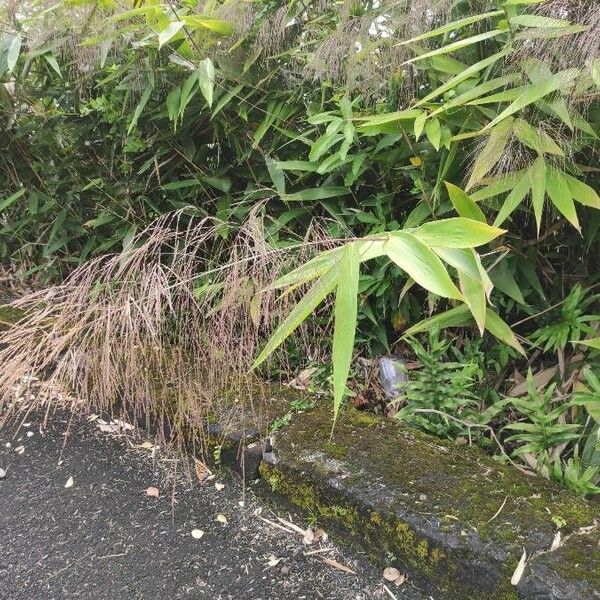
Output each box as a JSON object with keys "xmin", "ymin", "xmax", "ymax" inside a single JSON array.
[{"xmin": 323, "ymin": 442, "xmax": 348, "ymax": 459}]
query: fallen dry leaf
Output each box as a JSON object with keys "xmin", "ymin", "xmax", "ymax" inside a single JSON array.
[
  {"xmin": 314, "ymin": 527, "xmax": 327, "ymax": 541},
  {"xmin": 393, "ymin": 573, "xmax": 406, "ymax": 587},
  {"xmin": 191, "ymin": 529, "xmax": 204, "ymax": 539},
  {"xmin": 511, "ymin": 549, "xmax": 527, "ymax": 585},
  {"xmin": 267, "ymin": 555, "xmax": 281, "ymax": 567},
  {"xmin": 383, "ymin": 567, "xmax": 401, "ymax": 582},
  {"xmin": 550, "ymin": 531, "xmax": 562, "ymax": 552},
  {"xmin": 15, "ymin": 445, "xmax": 24, "ymax": 455},
  {"xmin": 214, "ymin": 482, "xmax": 225, "ymax": 491},
  {"xmin": 322, "ymin": 558, "xmax": 356, "ymax": 575},
  {"xmin": 135, "ymin": 441, "xmax": 155, "ymax": 450},
  {"xmin": 64, "ymin": 476, "xmax": 74, "ymax": 489},
  {"xmin": 303, "ymin": 529, "xmax": 316, "ymax": 545},
  {"xmin": 216, "ymin": 513, "xmax": 228, "ymax": 525},
  {"xmin": 146, "ymin": 486, "xmax": 159, "ymax": 498},
  {"xmin": 195, "ymin": 460, "xmax": 211, "ymax": 483}
]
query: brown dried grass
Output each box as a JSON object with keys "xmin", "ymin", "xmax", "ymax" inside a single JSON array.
[{"xmin": 0, "ymin": 210, "xmax": 337, "ymax": 455}]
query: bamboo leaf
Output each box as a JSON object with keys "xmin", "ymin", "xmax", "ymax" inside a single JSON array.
[
  {"xmin": 546, "ymin": 168, "xmax": 580, "ymax": 231},
  {"xmin": 403, "ymin": 30, "xmax": 504, "ymax": 65},
  {"xmin": 425, "ymin": 117, "xmax": 442, "ymax": 151},
  {"xmin": 403, "ymin": 305, "xmax": 472, "ymax": 336},
  {"xmin": 486, "ymin": 309, "xmax": 526, "ymax": 356},
  {"xmin": 415, "ymin": 49, "xmax": 511, "ymax": 108},
  {"xmin": 400, "ymin": 11, "xmax": 503, "ymax": 45},
  {"xmin": 574, "ymin": 338, "xmax": 600, "ymax": 350},
  {"xmin": 252, "ymin": 268, "xmax": 338, "ymax": 369},
  {"xmin": 530, "ymin": 157, "xmax": 546, "ymax": 235},
  {"xmin": 565, "ymin": 174, "xmax": 600, "ymax": 209},
  {"xmin": 466, "ymin": 117, "xmax": 514, "ymax": 190},
  {"xmin": 483, "ymin": 68, "xmax": 580, "ymax": 131},
  {"xmin": 445, "ymin": 183, "xmax": 486, "ymax": 222},
  {"xmin": 493, "ymin": 169, "xmax": 531, "ymax": 227},
  {"xmin": 332, "ymin": 243, "xmax": 360, "ymax": 422},
  {"xmin": 384, "ymin": 232, "xmax": 463, "ymax": 300},
  {"xmin": 197, "ymin": 58, "xmax": 215, "ymax": 108},
  {"xmin": 413, "ymin": 218, "xmax": 505, "ymax": 248},
  {"xmin": 158, "ymin": 21, "xmax": 184, "ymax": 49}
]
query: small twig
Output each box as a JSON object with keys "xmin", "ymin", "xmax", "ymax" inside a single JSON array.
[
  {"xmin": 486, "ymin": 495, "xmax": 509, "ymax": 524},
  {"xmin": 383, "ymin": 584, "xmax": 399, "ymax": 600}
]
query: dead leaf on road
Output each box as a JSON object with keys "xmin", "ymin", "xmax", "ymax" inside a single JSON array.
[
  {"xmin": 267, "ymin": 555, "xmax": 281, "ymax": 567},
  {"xmin": 64, "ymin": 476, "xmax": 74, "ymax": 489},
  {"xmin": 191, "ymin": 529, "xmax": 204, "ymax": 539},
  {"xmin": 322, "ymin": 558, "xmax": 356, "ymax": 575},
  {"xmin": 511, "ymin": 549, "xmax": 527, "ymax": 585},
  {"xmin": 383, "ymin": 567, "xmax": 401, "ymax": 581},
  {"xmin": 194, "ymin": 459, "xmax": 212, "ymax": 483},
  {"xmin": 216, "ymin": 513, "xmax": 228, "ymax": 525},
  {"xmin": 214, "ymin": 482, "xmax": 225, "ymax": 491},
  {"xmin": 146, "ymin": 486, "xmax": 159, "ymax": 498}
]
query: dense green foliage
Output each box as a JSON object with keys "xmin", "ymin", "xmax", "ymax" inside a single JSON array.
[{"xmin": 1, "ymin": 0, "xmax": 600, "ymax": 496}]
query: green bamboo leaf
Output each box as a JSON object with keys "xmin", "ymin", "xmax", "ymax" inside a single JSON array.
[
  {"xmin": 0, "ymin": 188, "xmax": 26, "ymax": 212},
  {"xmin": 490, "ymin": 260, "xmax": 526, "ymax": 304},
  {"xmin": 431, "ymin": 73, "xmax": 521, "ymax": 117},
  {"xmin": 414, "ymin": 112, "xmax": 427, "ymax": 140},
  {"xmin": 413, "ymin": 218, "xmax": 505, "ymax": 248},
  {"xmin": 466, "ymin": 117, "xmax": 514, "ymax": 190},
  {"xmin": 265, "ymin": 156, "xmax": 286, "ymax": 195},
  {"xmin": 565, "ymin": 174, "xmax": 600, "ymax": 209},
  {"xmin": 183, "ymin": 16, "xmax": 233, "ymax": 35},
  {"xmin": 282, "ymin": 187, "xmax": 350, "ymax": 202},
  {"xmin": 445, "ymin": 183, "xmax": 486, "ymax": 222},
  {"xmin": 486, "ymin": 309, "xmax": 526, "ymax": 355},
  {"xmin": 355, "ymin": 109, "xmax": 422, "ymax": 129},
  {"xmin": 403, "ymin": 305, "xmax": 472, "ymax": 336},
  {"xmin": 530, "ymin": 157, "xmax": 546, "ymax": 235},
  {"xmin": 425, "ymin": 117, "xmax": 442, "ymax": 151},
  {"xmin": 433, "ymin": 247, "xmax": 491, "ymax": 333},
  {"xmin": 546, "ymin": 168, "xmax": 580, "ymax": 231},
  {"xmin": 400, "ymin": 10, "xmax": 503, "ymax": 45},
  {"xmin": 470, "ymin": 169, "xmax": 525, "ymax": 202},
  {"xmin": 403, "ymin": 30, "xmax": 504, "ymax": 65},
  {"xmin": 459, "ymin": 268, "xmax": 486, "ymax": 335},
  {"xmin": 492, "ymin": 169, "xmax": 531, "ymax": 227},
  {"xmin": 513, "ymin": 118, "xmax": 564, "ymax": 155},
  {"xmin": 252, "ymin": 268, "xmax": 338, "ymax": 369},
  {"xmin": 415, "ymin": 49, "xmax": 510, "ymax": 108},
  {"xmin": 332, "ymin": 243, "xmax": 360, "ymax": 422},
  {"xmin": 384, "ymin": 232, "xmax": 463, "ymax": 300},
  {"xmin": 266, "ymin": 249, "xmax": 342, "ymax": 291},
  {"xmin": 128, "ymin": 81, "xmax": 154, "ymax": 135},
  {"xmin": 509, "ymin": 15, "xmax": 571, "ymax": 29},
  {"xmin": 574, "ymin": 338, "xmax": 600, "ymax": 350},
  {"xmin": 6, "ymin": 34, "xmax": 21, "ymax": 72},
  {"xmin": 197, "ymin": 58, "xmax": 215, "ymax": 108},
  {"xmin": 482, "ymin": 68, "xmax": 580, "ymax": 131},
  {"xmin": 158, "ymin": 21, "xmax": 184, "ymax": 48}
]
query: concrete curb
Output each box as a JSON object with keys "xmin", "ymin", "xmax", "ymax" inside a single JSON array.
[{"xmin": 222, "ymin": 403, "xmax": 600, "ymax": 599}]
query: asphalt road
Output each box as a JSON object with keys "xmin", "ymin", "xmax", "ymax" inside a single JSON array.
[{"xmin": 0, "ymin": 412, "xmax": 430, "ymax": 600}]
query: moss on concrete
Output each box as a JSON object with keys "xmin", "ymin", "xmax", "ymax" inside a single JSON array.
[{"xmin": 263, "ymin": 406, "xmax": 600, "ymax": 598}]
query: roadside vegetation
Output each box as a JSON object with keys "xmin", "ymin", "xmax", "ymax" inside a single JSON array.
[{"xmin": 1, "ymin": 0, "xmax": 600, "ymax": 498}]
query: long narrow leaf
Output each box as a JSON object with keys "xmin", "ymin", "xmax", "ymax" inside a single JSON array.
[
  {"xmin": 252, "ymin": 268, "xmax": 338, "ymax": 369},
  {"xmin": 332, "ymin": 243, "xmax": 360, "ymax": 422}
]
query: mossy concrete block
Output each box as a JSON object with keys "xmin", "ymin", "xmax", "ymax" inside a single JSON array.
[{"xmin": 261, "ymin": 407, "xmax": 600, "ymax": 599}]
